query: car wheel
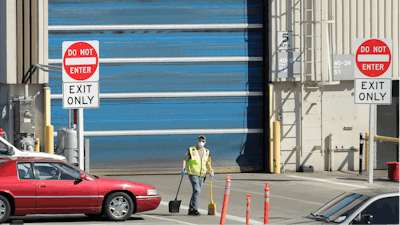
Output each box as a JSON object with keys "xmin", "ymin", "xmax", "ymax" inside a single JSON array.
[
  {"xmin": 0, "ymin": 196, "xmax": 11, "ymax": 223},
  {"xmin": 103, "ymin": 192, "xmax": 134, "ymax": 221}
]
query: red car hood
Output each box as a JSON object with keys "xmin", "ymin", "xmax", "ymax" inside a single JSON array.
[{"xmin": 96, "ymin": 176, "xmax": 155, "ymax": 189}]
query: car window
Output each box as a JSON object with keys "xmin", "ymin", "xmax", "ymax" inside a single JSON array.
[
  {"xmin": 34, "ymin": 162, "xmax": 80, "ymax": 180},
  {"xmin": 0, "ymin": 161, "xmax": 6, "ymax": 167},
  {"xmin": 58, "ymin": 162, "xmax": 81, "ymax": 180},
  {"xmin": 17, "ymin": 162, "xmax": 34, "ymax": 180},
  {"xmin": 0, "ymin": 139, "xmax": 8, "ymax": 154},
  {"xmin": 359, "ymin": 196, "xmax": 399, "ymax": 224}
]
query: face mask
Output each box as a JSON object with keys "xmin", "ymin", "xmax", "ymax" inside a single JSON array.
[{"xmin": 198, "ymin": 141, "xmax": 205, "ymax": 147}]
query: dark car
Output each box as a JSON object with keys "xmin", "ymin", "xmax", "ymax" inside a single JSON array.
[
  {"xmin": 271, "ymin": 187, "xmax": 399, "ymax": 224},
  {"xmin": 0, "ymin": 157, "xmax": 161, "ymax": 223}
]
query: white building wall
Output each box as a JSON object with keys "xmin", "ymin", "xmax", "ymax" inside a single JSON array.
[
  {"xmin": 271, "ymin": 0, "xmax": 399, "ymax": 171},
  {"xmin": 0, "ymin": 0, "xmax": 17, "ymax": 84}
]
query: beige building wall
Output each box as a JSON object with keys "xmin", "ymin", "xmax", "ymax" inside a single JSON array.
[
  {"xmin": 271, "ymin": 0, "xmax": 399, "ymax": 171},
  {"xmin": 0, "ymin": 0, "xmax": 49, "ymax": 148}
]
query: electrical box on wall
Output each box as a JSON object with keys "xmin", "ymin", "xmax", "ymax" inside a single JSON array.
[{"xmin": 14, "ymin": 98, "xmax": 35, "ymax": 136}]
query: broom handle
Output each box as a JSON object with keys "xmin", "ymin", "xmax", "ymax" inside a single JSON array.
[
  {"xmin": 210, "ymin": 157, "xmax": 213, "ymax": 203},
  {"xmin": 175, "ymin": 174, "xmax": 184, "ymax": 201},
  {"xmin": 210, "ymin": 180, "xmax": 213, "ymax": 203}
]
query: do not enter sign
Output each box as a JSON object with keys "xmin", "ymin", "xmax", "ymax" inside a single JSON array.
[
  {"xmin": 354, "ymin": 38, "xmax": 392, "ymax": 105},
  {"xmin": 355, "ymin": 39, "xmax": 392, "ymax": 79},
  {"xmin": 62, "ymin": 41, "xmax": 99, "ymax": 82}
]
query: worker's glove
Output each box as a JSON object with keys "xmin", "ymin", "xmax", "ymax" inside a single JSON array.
[
  {"xmin": 181, "ymin": 169, "xmax": 186, "ymax": 175},
  {"xmin": 210, "ymin": 171, "xmax": 214, "ymax": 180}
]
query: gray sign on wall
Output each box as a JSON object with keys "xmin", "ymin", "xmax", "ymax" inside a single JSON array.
[
  {"xmin": 333, "ymin": 55, "xmax": 354, "ymax": 80},
  {"xmin": 277, "ymin": 52, "xmax": 301, "ymax": 79}
]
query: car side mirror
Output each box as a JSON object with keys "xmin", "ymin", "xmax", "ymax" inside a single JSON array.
[
  {"xmin": 7, "ymin": 146, "xmax": 14, "ymax": 155},
  {"xmin": 361, "ymin": 214, "xmax": 373, "ymax": 224},
  {"xmin": 80, "ymin": 172, "xmax": 92, "ymax": 181},
  {"xmin": 75, "ymin": 172, "xmax": 89, "ymax": 184},
  {"xmin": 353, "ymin": 214, "xmax": 374, "ymax": 225}
]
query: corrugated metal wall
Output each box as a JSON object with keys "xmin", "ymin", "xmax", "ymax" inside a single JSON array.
[
  {"xmin": 48, "ymin": 0, "xmax": 264, "ymax": 174},
  {"xmin": 271, "ymin": 0, "xmax": 399, "ymax": 82}
]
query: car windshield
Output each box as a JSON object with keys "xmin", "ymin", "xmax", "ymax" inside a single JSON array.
[{"xmin": 311, "ymin": 193, "xmax": 367, "ymax": 222}]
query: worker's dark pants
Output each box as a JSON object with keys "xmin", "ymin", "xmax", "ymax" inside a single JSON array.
[{"xmin": 188, "ymin": 174, "xmax": 204, "ymax": 210}]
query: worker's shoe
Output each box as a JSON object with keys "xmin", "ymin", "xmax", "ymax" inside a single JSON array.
[{"xmin": 188, "ymin": 208, "xmax": 201, "ymax": 216}]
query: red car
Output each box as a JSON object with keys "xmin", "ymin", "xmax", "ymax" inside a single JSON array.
[{"xmin": 0, "ymin": 157, "xmax": 161, "ymax": 223}]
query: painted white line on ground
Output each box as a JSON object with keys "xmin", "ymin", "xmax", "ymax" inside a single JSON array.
[
  {"xmin": 138, "ymin": 212, "xmax": 197, "ymax": 225},
  {"xmin": 286, "ymin": 175, "xmax": 368, "ymax": 189},
  {"xmin": 209, "ymin": 184, "xmax": 324, "ymax": 206},
  {"xmin": 160, "ymin": 201, "xmax": 263, "ymax": 225},
  {"xmin": 86, "ymin": 223, "xmax": 172, "ymax": 225}
]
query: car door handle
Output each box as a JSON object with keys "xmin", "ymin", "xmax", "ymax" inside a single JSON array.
[{"xmin": 38, "ymin": 184, "xmax": 46, "ymax": 188}]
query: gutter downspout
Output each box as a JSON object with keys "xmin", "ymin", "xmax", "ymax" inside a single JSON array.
[{"xmin": 263, "ymin": 0, "xmax": 272, "ymax": 172}]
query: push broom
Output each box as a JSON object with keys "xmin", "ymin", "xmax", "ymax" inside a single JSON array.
[{"xmin": 208, "ymin": 157, "xmax": 217, "ymax": 215}]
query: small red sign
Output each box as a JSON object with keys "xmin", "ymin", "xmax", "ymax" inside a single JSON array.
[
  {"xmin": 63, "ymin": 42, "xmax": 99, "ymax": 81},
  {"xmin": 355, "ymin": 39, "xmax": 391, "ymax": 78}
]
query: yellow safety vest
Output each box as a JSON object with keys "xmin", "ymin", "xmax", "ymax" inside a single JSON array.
[{"xmin": 187, "ymin": 146, "xmax": 209, "ymax": 177}]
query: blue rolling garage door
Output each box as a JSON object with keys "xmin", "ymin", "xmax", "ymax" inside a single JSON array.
[{"xmin": 48, "ymin": 0, "xmax": 264, "ymax": 174}]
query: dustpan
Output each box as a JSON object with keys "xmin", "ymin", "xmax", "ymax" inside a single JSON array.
[{"xmin": 169, "ymin": 174, "xmax": 184, "ymax": 213}]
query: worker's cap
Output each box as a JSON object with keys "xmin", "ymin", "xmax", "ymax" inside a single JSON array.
[{"xmin": 198, "ymin": 135, "xmax": 206, "ymax": 141}]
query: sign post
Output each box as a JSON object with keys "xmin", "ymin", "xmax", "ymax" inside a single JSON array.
[
  {"xmin": 354, "ymin": 38, "xmax": 392, "ymax": 183},
  {"xmin": 62, "ymin": 40, "xmax": 100, "ymax": 170}
]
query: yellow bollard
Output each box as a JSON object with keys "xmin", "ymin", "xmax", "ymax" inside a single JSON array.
[
  {"xmin": 269, "ymin": 85, "xmax": 274, "ymax": 173},
  {"xmin": 44, "ymin": 85, "xmax": 54, "ymax": 154},
  {"xmin": 35, "ymin": 138, "xmax": 40, "ymax": 152},
  {"xmin": 45, "ymin": 125, "xmax": 54, "ymax": 154},
  {"xmin": 365, "ymin": 132, "xmax": 369, "ymax": 171},
  {"xmin": 273, "ymin": 121, "xmax": 281, "ymax": 174}
]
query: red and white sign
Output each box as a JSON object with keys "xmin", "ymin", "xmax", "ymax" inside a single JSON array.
[
  {"xmin": 62, "ymin": 41, "xmax": 99, "ymax": 82},
  {"xmin": 354, "ymin": 39, "xmax": 392, "ymax": 79},
  {"xmin": 354, "ymin": 38, "xmax": 392, "ymax": 105}
]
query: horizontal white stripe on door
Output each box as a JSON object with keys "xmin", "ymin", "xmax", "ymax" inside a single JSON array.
[
  {"xmin": 49, "ymin": 56, "xmax": 263, "ymax": 64},
  {"xmin": 48, "ymin": 23, "xmax": 263, "ymax": 31},
  {"xmin": 53, "ymin": 129, "xmax": 263, "ymax": 137},
  {"xmin": 50, "ymin": 91, "xmax": 263, "ymax": 100},
  {"xmin": 65, "ymin": 57, "xmax": 97, "ymax": 65},
  {"xmin": 357, "ymin": 55, "xmax": 390, "ymax": 62}
]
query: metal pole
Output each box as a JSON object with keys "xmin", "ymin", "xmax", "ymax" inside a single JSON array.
[
  {"xmin": 365, "ymin": 132, "xmax": 369, "ymax": 171},
  {"xmin": 368, "ymin": 105, "xmax": 375, "ymax": 183},
  {"xmin": 84, "ymin": 139, "xmax": 90, "ymax": 173},
  {"xmin": 68, "ymin": 109, "xmax": 71, "ymax": 129},
  {"xmin": 359, "ymin": 133, "xmax": 363, "ymax": 175},
  {"xmin": 330, "ymin": 134, "xmax": 335, "ymax": 171},
  {"xmin": 78, "ymin": 109, "xmax": 84, "ymax": 170}
]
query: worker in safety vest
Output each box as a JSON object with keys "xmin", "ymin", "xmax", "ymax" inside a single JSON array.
[{"xmin": 182, "ymin": 135, "xmax": 214, "ymax": 216}]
